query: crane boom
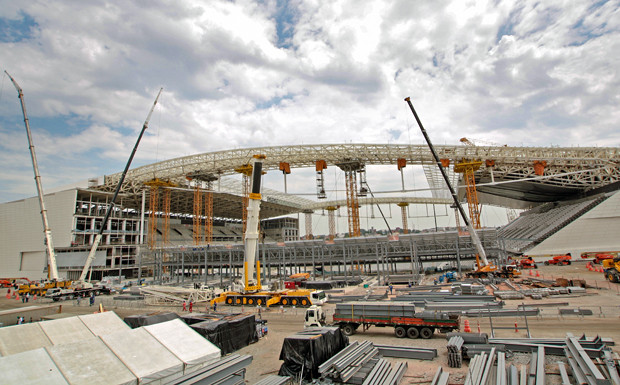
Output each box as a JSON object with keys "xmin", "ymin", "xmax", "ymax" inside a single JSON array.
[
  {"xmin": 5, "ymin": 71, "xmax": 59, "ymax": 280},
  {"xmin": 78, "ymin": 88, "xmax": 163, "ymax": 284},
  {"xmin": 404, "ymin": 97, "xmax": 488, "ymax": 265}
]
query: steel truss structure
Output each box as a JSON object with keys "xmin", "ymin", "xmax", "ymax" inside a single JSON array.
[
  {"xmin": 139, "ymin": 229, "xmax": 503, "ymax": 285},
  {"xmin": 101, "ymin": 143, "xmax": 620, "ymax": 194}
]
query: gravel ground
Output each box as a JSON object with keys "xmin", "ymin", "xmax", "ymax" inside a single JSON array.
[{"xmin": 2, "ymin": 260, "xmax": 618, "ymax": 384}]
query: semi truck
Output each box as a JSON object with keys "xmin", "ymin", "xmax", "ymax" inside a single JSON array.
[
  {"xmin": 304, "ymin": 301, "xmax": 460, "ymax": 339},
  {"xmin": 45, "ymin": 285, "xmax": 113, "ymax": 301}
]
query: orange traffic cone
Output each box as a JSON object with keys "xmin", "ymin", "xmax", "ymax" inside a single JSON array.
[
  {"xmin": 15, "ymin": 294, "xmax": 20, "ymax": 301},
  {"xmin": 536, "ymin": 270, "xmax": 540, "ymax": 277},
  {"xmin": 463, "ymin": 319, "xmax": 471, "ymax": 333},
  {"xmin": 529, "ymin": 269, "xmax": 533, "ymax": 276},
  {"xmin": 33, "ymin": 294, "xmax": 37, "ymax": 301}
]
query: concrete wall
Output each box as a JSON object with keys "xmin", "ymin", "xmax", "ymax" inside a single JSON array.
[{"xmin": 0, "ymin": 189, "xmax": 76, "ymax": 280}]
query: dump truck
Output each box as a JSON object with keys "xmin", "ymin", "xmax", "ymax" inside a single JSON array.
[{"xmin": 305, "ymin": 301, "xmax": 460, "ymax": 339}]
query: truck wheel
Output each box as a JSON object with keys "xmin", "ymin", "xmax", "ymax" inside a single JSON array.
[
  {"xmin": 247, "ymin": 298, "xmax": 255, "ymax": 305},
  {"xmin": 226, "ymin": 297, "xmax": 233, "ymax": 305},
  {"xmin": 544, "ymin": 261, "xmax": 549, "ymax": 265},
  {"xmin": 407, "ymin": 327, "xmax": 420, "ymax": 339},
  {"xmin": 281, "ymin": 298, "xmax": 289, "ymax": 306},
  {"xmin": 534, "ymin": 264, "xmax": 538, "ymax": 269},
  {"xmin": 291, "ymin": 298, "xmax": 298, "ymax": 306},
  {"xmin": 420, "ymin": 327, "xmax": 433, "ymax": 339},
  {"xmin": 566, "ymin": 261, "xmax": 571, "ymax": 265},
  {"xmin": 394, "ymin": 326, "xmax": 406, "ymax": 338},
  {"xmin": 301, "ymin": 298, "xmax": 309, "ymax": 306},
  {"xmin": 342, "ymin": 324, "xmax": 355, "ymax": 336},
  {"xmin": 94, "ymin": 290, "xmax": 100, "ymax": 295}
]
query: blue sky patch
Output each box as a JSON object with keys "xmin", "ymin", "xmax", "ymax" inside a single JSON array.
[
  {"xmin": 274, "ymin": 0, "xmax": 297, "ymax": 49},
  {"xmin": 0, "ymin": 12, "xmax": 38, "ymax": 43},
  {"xmin": 255, "ymin": 93, "xmax": 294, "ymax": 109}
]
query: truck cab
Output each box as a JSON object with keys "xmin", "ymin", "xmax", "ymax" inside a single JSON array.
[
  {"xmin": 310, "ymin": 290, "xmax": 327, "ymax": 305},
  {"xmin": 304, "ymin": 305, "xmax": 326, "ymax": 328}
]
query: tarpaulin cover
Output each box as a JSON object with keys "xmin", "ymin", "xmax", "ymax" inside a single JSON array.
[
  {"xmin": 180, "ymin": 313, "xmax": 221, "ymax": 325},
  {"xmin": 99, "ymin": 327, "xmax": 184, "ymax": 384},
  {"xmin": 0, "ymin": 347, "xmax": 69, "ymax": 385},
  {"xmin": 39, "ymin": 316, "xmax": 96, "ymax": 345},
  {"xmin": 190, "ymin": 314, "xmax": 258, "ymax": 355},
  {"xmin": 144, "ymin": 319, "xmax": 221, "ymax": 374},
  {"xmin": 0, "ymin": 322, "xmax": 52, "ymax": 356},
  {"xmin": 301, "ymin": 281, "xmax": 334, "ymax": 290},
  {"xmin": 123, "ymin": 312, "xmax": 179, "ymax": 328},
  {"xmin": 46, "ymin": 338, "xmax": 137, "ymax": 385},
  {"xmin": 78, "ymin": 311, "xmax": 130, "ymax": 336},
  {"xmin": 278, "ymin": 327, "xmax": 349, "ymax": 380}
]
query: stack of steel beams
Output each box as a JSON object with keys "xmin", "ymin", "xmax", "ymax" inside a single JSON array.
[
  {"xmin": 447, "ymin": 335, "xmax": 464, "ymax": 367},
  {"xmin": 334, "ymin": 301, "xmax": 417, "ymax": 318},
  {"xmin": 253, "ymin": 375, "xmax": 291, "ymax": 385},
  {"xmin": 170, "ymin": 354, "xmax": 252, "ymax": 385},
  {"xmin": 318, "ymin": 340, "xmax": 409, "ymax": 385},
  {"xmin": 431, "ymin": 367, "xmax": 450, "ymax": 385}
]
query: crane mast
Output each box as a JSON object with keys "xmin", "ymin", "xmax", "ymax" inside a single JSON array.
[
  {"xmin": 5, "ymin": 71, "xmax": 59, "ymax": 280},
  {"xmin": 243, "ymin": 155, "xmax": 265, "ymax": 292},
  {"xmin": 404, "ymin": 97, "xmax": 489, "ymax": 265},
  {"xmin": 77, "ymin": 88, "xmax": 163, "ymax": 285}
]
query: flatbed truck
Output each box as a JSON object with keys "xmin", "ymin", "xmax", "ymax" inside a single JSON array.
[
  {"xmin": 45, "ymin": 286, "xmax": 112, "ymax": 301},
  {"xmin": 305, "ymin": 301, "xmax": 460, "ymax": 339}
]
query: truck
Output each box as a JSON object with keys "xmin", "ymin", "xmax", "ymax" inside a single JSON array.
[
  {"xmin": 305, "ymin": 301, "xmax": 460, "ymax": 339},
  {"xmin": 45, "ymin": 285, "xmax": 112, "ymax": 301},
  {"xmin": 602, "ymin": 257, "xmax": 620, "ymax": 283},
  {"xmin": 544, "ymin": 254, "xmax": 572, "ymax": 266},
  {"xmin": 18, "ymin": 280, "xmax": 73, "ymax": 296},
  {"xmin": 210, "ymin": 155, "xmax": 326, "ymax": 308}
]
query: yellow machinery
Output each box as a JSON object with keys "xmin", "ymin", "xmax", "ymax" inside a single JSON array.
[
  {"xmin": 603, "ymin": 257, "xmax": 620, "ymax": 283},
  {"xmin": 211, "ymin": 155, "xmax": 325, "ymax": 308}
]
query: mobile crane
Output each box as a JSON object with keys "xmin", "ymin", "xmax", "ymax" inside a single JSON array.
[
  {"xmin": 404, "ymin": 97, "xmax": 519, "ymax": 279},
  {"xmin": 210, "ymin": 155, "xmax": 326, "ymax": 307},
  {"xmin": 5, "ymin": 71, "xmax": 71, "ymax": 290},
  {"xmin": 74, "ymin": 88, "xmax": 163, "ymax": 289}
]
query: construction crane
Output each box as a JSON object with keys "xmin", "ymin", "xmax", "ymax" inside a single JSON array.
[
  {"xmin": 211, "ymin": 155, "xmax": 326, "ymax": 307},
  {"xmin": 404, "ymin": 97, "xmax": 499, "ymax": 277},
  {"xmin": 76, "ymin": 88, "xmax": 163, "ymax": 287},
  {"xmin": 5, "ymin": 71, "xmax": 59, "ymax": 281}
]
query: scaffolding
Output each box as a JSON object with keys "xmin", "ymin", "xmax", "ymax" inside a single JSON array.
[
  {"xmin": 193, "ymin": 184, "xmax": 203, "ymax": 245},
  {"xmin": 145, "ymin": 179, "xmax": 176, "ymax": 249},
  {"xmin": 326, "ymin": 206, "xmax": 338, "ymax": 241},
  {"xmin": 303, "ymin": 210, "xmax": 313, "ymax": 239},
  {"xmin": 337, "ymin": 161, "xmax": 363, "ymax": 238},
  {"xmin": 205, "ymin": 188, "xmax": 214, "ymax": 245}
]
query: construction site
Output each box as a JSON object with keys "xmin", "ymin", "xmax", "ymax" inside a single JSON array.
[{"xmin": 1, "ymin": 88, "xmax": 620, "ymax": 384}]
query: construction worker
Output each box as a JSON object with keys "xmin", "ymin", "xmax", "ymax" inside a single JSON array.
[{"xmin": 182, "ymin": 301, "xmax": 187, "ymax": 312}]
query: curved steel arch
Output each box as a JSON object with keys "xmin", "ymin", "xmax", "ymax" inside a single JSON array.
[{"xmin": 100, "ymin": 143, "xmax": 620, "ymax": 196}]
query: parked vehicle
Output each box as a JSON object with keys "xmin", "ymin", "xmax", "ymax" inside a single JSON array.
[
  {"xmin": 45, "ymin": 285, "xmax": 112, "ymax": 301},
  {"xmin": 544, "ymin": 254, "xmax": 572, "ymax": 266},
  {"xmin": 304, "ymin": 301, "xmax": 459, "ymax": 339},
  {"xmin": 519, "ymin": 257, "xmax": 537, "ymax": 269}
]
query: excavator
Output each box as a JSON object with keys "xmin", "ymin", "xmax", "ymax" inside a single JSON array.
[
  {"xmin": 210, "ymin": 155, "xmax": 326, "ymax": 307},
  {"xmin": 404, "ymin": 97, "xmax": 520, "ymax": 279}
]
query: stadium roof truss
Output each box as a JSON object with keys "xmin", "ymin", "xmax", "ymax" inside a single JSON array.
[{"xmin": 94, "ymin": 144, "xmax": 620, "ymax": 218}]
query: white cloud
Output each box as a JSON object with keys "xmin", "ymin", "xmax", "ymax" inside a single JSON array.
[{"xmin": 0, "ymin": 0, "xmax": 618, "ymax": 232}]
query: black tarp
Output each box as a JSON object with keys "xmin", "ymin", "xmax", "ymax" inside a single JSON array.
[
  {"xmin": 190, "ymin": 314, "xmax": 258, "ymax": 355},
  {"xmin": 123, "ymin": 312, "xmax": 180, "ymax": 328},
  {"xmin": 278, "ymin": 327, "xmax": 349, "ymax": 380}
]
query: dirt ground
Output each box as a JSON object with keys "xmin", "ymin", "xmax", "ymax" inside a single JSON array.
[{"xmin": 2, "ymin": 260, "xmax": 619, "ymax": 384}]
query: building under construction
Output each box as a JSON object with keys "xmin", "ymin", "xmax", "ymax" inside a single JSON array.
[{"xmin": 1, "ymin": 143, "xmax": 619, "ymax": 281}]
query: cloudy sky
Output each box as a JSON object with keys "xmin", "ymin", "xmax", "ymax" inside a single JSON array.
[{"xmin": 1, "ymin": 0, "xmax": 619, "ymax": 232}]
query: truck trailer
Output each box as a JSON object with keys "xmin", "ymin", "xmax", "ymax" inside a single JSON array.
[{"xmin": 305, "ymin": 301, "xmax": 460, "ymax": 339}]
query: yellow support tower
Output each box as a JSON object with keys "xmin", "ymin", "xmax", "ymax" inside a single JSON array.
[{"xmin": 397, "ymin": 202, "xmax": 409, "ymax": 234}]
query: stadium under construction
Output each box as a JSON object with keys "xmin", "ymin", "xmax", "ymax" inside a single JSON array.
[{"xmin": 1, "ymin": 143, "xmax": 619, "ymax": 283}]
